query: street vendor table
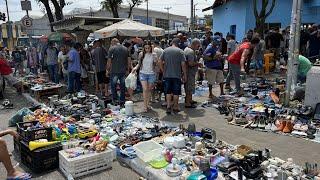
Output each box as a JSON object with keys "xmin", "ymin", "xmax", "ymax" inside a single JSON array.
[
  {"xmin": 118, "ymin": 156, "xmax": 225, "ymax": 180},
  {"xmin": 30, "ymin": 84, "xmax": 64, "ymax": 101}
]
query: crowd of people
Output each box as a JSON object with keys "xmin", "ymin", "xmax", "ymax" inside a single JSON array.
[{"xmin": 1, "ymin": 24, "xmax": 319, "ymax": 111}]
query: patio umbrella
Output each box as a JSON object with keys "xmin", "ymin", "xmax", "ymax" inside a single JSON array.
[
  {"xmin": 48, "ymin": 32, "xmax": 73, "ymax": 42},
  {"xmin": 94, "ymin": 19, "xmax": 165, "ymax": 38}
]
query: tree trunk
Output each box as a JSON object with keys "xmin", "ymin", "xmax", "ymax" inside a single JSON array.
[
  {"xmin": 51, "ymin": 0, "xmax": 64, "ymax": 21},
  {"xmin": 256, "ymin": 18, "xmax": 265, "ymax": 38},
  {"xmin": 112, "ymin": 7, "xmax": 119, "ymax": 18},
  {"xmin": 39, "ymin": 0, "xmax": 55, "ymax": 32}
]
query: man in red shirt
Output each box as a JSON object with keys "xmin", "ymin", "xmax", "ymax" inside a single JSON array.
[
  {"xmin": 0, "ymin": 53, "xmax": 22, "ymax": 99},
  {"xmin": 226, "ymin": 38, "xmax": 260, "ymax": 95}
]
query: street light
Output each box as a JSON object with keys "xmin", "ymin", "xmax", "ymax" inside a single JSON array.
[{"xmin": 164, "ymin": 7, "xmax": 172, "ymax": 40}]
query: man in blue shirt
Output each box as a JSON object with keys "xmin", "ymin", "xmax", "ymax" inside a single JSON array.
[
  {"xmin": 203, "ymin": 36, "xmax": 224, "ymax": 98},
  {"xmin": 66, "ymin": 42, "xmax": 81, "ymax": 93}
]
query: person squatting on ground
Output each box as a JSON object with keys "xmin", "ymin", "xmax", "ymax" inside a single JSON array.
[
  {"xmin": 132, "ymin": 41, "xmax": 158, "ymax": 112},
  {"xmin": 160, "ymin": 38, "xmax": 187, "ymax": 114},
  {"xmin": 184, "ymin": 39, "xmax": 202, "ymax": 108}
]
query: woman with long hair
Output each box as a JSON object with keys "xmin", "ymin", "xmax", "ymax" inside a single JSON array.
[{"xmin": 132, "ymin": 41, "xmax": 158, "ymax": 112}]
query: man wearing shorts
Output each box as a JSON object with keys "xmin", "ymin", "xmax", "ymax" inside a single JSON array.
[
  {"xmin": 184, "ymin": 39, "xmax": 201, "ymax": 108},
  {"xmin": 203, "ymin": 37, "xmax": 224, "ymax": 98},
  {"xmin": 160, "ymin": 38, "xmax": 187, "ymax": 114},
  {"xmin": 91, "ymin": 40, "xmax": 109, "ymax": 97}
]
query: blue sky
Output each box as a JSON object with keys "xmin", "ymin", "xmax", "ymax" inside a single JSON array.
[{"xmin": 0, "ymin": 0, "xmax": 213, "ymax": 22}]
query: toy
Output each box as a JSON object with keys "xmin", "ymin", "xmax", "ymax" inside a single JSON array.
[
  {"xmin": 78, "ymin": 130, "xmax": 98, "ymax": 139},
  {"xmin": 94, "ymin": 140, "xmax": 108, "ymax": 152}
]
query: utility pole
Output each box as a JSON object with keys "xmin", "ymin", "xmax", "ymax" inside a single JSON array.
[
  {"xmin": 146, "ymin": 0, "xmax": 149, "ymax": 25},
  {"xmin": 285, "ymin": 0, "xmax": 302, "ymax": 106},
  {"xmin": 194, "ymin": 3, "xmax": 198, "ymax": 32},
  {"xmin": 5, "ymin": 0, "xmax": 10, "ymax": 21},
  {"xmin": 191, "ymin": 0, "xmax": 194, "ymax": 38},
  {"xmin": 164, "ymin": 7, "xmax": 172, "ymax": 41}
]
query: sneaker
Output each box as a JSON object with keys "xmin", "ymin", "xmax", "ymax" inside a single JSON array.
[{"xmin": 265, "ymin": 122, "xmax": 272, "ymax": 130}]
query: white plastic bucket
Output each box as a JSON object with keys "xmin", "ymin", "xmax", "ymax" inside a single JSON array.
[{"xmin": 125, "ymin": 101, "xmax": 134, "ymax": 116}]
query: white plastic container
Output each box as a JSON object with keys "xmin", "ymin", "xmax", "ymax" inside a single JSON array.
[
  {"xmin": 133, "ymin": 140, "xmax": 164, "ymax": 162},
  {"xmin": 125, "ymin": 101, "xmax": 134, "ymax": 116},
  {"xmin": 59, "ymin": 148, "xmax": 114, "ymax": 178}
]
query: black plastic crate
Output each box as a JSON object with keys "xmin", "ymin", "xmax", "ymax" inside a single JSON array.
[
  {"xmin": 13, "ymin": 137, "xmax": 21, "ymax": 158},
  {"xmin": 20, "ymin": 140, "xmax": 62, "ymax": 173},
  {"xmin": 17, "ymin": 121, "xmax": 52, "ymax": 142}
]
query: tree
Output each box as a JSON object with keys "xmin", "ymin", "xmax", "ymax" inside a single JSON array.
[
  {"xmin": 36, "ymin": 0, "xmax": 72, "ymax": 31},
  {"xmin": 101, "ymin": 0, "xmax": 122, "ymax": 18},
  {"xmin": 101, "ymin": 0, "xmax": 143, "ymax": 18},
  {"xmin": 37, "ymin": 0, "xmax": 55, "ymax": 32},
  {"xmin": 127, "ymin": 0, "xmax": 143, "ymax": 18},
  {"xmin": 253, "ymin": 0, "xmax": 276, "ymax": 38}
]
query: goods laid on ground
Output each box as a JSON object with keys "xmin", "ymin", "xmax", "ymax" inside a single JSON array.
[
  {"xmin": 11, "ymin": 91, "xmax": 320, "ymax": 180},
  {"xmin": 202, "ymin": 77, "xmax": 320, "ymax": 144},
  {"xmin": 20, "ymin": 74, "xmax": 64, "ymax": 100}
]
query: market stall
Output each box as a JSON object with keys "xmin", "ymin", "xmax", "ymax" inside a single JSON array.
[{"xmin": 11, "ymin": 91, "xmax": 320, "ymax": 180}]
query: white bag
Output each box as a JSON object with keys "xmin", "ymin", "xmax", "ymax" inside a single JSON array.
[
  {"xmin": 80, "ymin": 65, "xmax": 88, "ymax": 78},
  {"xmin": 125, "ymin": 72, "xmax": 137, "ymax": 90}
]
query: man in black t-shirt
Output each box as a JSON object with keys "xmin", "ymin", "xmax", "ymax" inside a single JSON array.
[
  {"xmin": 268, "ymin": 28, "xmax": 284, "ymax": 62},
  {"xmin": 11, "ymin": 47, "xmax": 22, "ymax": 76}
]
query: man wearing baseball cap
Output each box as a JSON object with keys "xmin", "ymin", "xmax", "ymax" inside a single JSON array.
[{"xmin": 203, "ymin": 35, "xmax": 224, "ymax": 98}]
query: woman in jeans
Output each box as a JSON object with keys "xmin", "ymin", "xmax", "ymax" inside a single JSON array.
[{"xmin": 132, "ymin": 42, "xmax": 157, "ymax": 112}]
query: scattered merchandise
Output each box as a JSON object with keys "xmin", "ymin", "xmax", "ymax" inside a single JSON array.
[
  {"xmin": 11, "ymin": 89, "xmax": 319, "ymax": 179},
  {"xmin": 202, "ymin": 77, "xmax": 320, "ymax": 143}
]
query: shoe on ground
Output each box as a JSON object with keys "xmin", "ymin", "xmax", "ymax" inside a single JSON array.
[
  {"xmin": 277, "ymin": 121, "xmax": 286, "ymax": 131},
  {"xmin": 283, "ymin": 121, "xmax": 293, "ymax": 133}
]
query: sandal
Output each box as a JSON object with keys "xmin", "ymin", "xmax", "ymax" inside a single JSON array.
[
  {"xmin": 7, "ymin": 173, "xmax": 32, "ymax": 180},
  {"xmin": 166, "ymin": 107, "xmax": 171, "ymax": 114},
  {"xmin": 173, "ymin": 108, "xmax": 181, "ymax": 113},
  {"xmin": 185, "ymin": 104, "xmax": 197, "ymax": 108}
]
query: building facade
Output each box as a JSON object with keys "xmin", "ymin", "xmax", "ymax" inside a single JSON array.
[
  {"xmin": 205, "ymin": 0, "xmax": 320, "ymax": 41},
  {"xmin": 14, "ymin": 6, "xmax": 188, "ymax": 36}
]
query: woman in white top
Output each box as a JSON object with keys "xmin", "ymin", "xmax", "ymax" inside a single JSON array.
[
  {"xmin": 57, "ymin": 45, "xmax": 69, "ymax": 83},
  {"xmin": 132, "ymin": 41, "xmax": 157, "ymax": 112}
]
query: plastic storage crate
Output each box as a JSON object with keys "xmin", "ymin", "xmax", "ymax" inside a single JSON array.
[
  {"xmin": 20, "ymin": 140, "xmax": 62, "ymax": 173},
  {"xmin": 17, "ymin": 121, "xmax": 52, "ymax": 142},
  {"xmin": 59, "ymin": 148, "xmax": 114, "ymax": 178}
]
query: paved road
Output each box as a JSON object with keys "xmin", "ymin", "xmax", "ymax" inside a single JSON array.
[{"xmin": 1, "ymin": 86, "xmax": 319, "ymax": 180}]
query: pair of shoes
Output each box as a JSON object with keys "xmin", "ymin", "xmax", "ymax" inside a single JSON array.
[{"xmin": 277, "ymin": 121, "xmax": 293, "ymax": 133}]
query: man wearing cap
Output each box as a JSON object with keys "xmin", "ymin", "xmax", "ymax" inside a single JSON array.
[
  {"xmin": 203, "ymin": 36, "xmax": 224, "ymax": 98},
  {"xmin": 160, "ymin": 38, "xmax": 187, "ymax": 114}
]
